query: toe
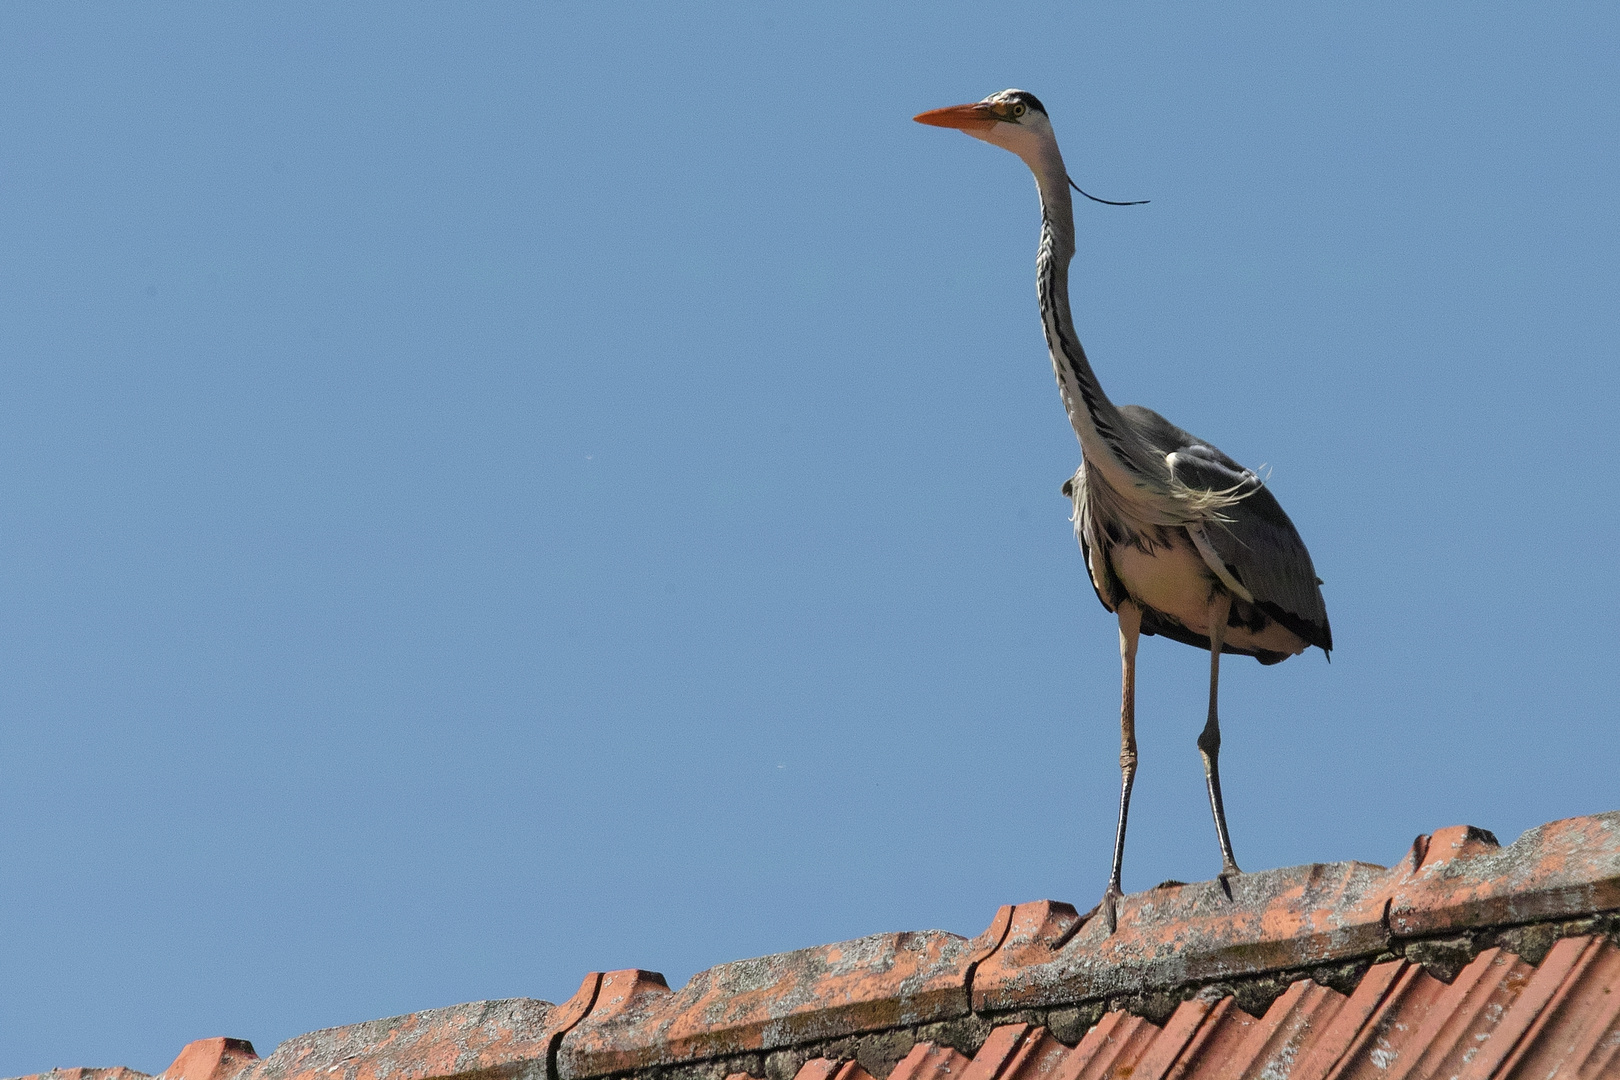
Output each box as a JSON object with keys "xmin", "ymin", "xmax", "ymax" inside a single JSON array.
[{"xmin": 1098, "ymin": 888, "xmax": 1122, "ymax": 935}]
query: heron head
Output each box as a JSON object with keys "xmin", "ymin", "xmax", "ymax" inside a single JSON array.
[{"xmin": 914, "ymin": 89, "xmax": 1055, "ymax": 163}]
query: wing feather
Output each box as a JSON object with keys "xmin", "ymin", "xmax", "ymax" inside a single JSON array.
[{"xmin": 1119, "ymin": 405, "xmax": 1332, "ymax": 654}]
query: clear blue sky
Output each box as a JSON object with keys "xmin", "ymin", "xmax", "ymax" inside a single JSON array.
[{"xmin": 2, "ymin": 3, "xmax": 1616, "ymax": 1075}]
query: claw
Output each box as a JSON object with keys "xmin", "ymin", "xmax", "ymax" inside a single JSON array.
[
  {"xmin": 1216, "ymin": 864, "xmax": 1242, "ymax": 901},
  {"xmin": 1097, "ymin": 886, "xmax": 1124, "ymax": 934}
]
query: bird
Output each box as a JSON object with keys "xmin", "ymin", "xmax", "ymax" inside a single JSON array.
[{"xmin": 915, "ymin": 90, "xmax": 1331, "ymax": 932}]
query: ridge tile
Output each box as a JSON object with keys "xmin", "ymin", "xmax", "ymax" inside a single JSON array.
[
  {"xmin": 973, "ymin": 861, "xmax": 1391, "ymax": 1010},
  {"xmin": 240, "ymin": 999, "xmax": 555, "ymax": 1080},
  {"xmin": 1386, "ymin": 811, "xmax": 1620, "ymax": 937},
  {"xmin": 558, "ymin": 931, "xmax": 975, "ymax": 1079}
]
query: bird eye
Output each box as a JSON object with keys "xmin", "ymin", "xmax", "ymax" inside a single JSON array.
[{"xmin": 1012, "ymin": 102, "xmax": 1027, "ymax": 118}]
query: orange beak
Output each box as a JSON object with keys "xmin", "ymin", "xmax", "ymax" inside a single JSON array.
[{"xmin": 913, "ymin": 102, "xmax": 998, "ymax": 134}]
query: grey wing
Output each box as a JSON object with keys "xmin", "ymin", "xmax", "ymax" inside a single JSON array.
[
  {"xmin": 1211, "ymin": 477, "xmax": 1332, "ymax": 653},
  {"xmin": 1173, "ymin": 445, "xmax": 1332, "ymax": 654},
  {"xmin": 1121, "ymin": 406, "xmax": 1332, "ymax": 654}
]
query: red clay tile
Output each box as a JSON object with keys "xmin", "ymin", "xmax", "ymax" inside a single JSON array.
[
  {"xmin": 1386, "ymin": 812, "xmax": 1620, "ymax": 937},
  {"xmin": 793, "ymin": 1060, "xmax": 843, "ymax": 1080},
  {"xmin": 36, "ymin": 811, "xmax": 1620, "ymax": 1080},
  {"xmin": 159, "ymin": 1039, "xmax": 258, "ymax": 1080},
  {"xmin": 791, "ymin": 1061, "xmax": 874, "ymax": 1080},
  {"xmin": 1207, "ymin": 979, "xmax": 1346, "ymax": 1080},
  {"xmin": 1493, "ymin": 936, "xmax": 1620, "ymax": 1078},
  {"xmin": 1284, "ymin": 959, "xmax": 1409, "ymax": 1080},
  {"xmin": 1447, "ymin": 934, "xmax": 1595, "ymax": 1079},
  {"xmin": 999, "ymin": 1027, "xmax": 1071, "ymax": 1080},
  {"xmin": 900, "ymin": 937, "xmax": 1620, "ymax": 1080},
  {"xmin": 1412, "ymin": 825, "xmax": 1501, "ymax": 871},
  {"xmin": 558, "ymin": 931, "xmax": 977, "ymax": 1078},
  {"xmin": 1325, "ymin": 961, "xmax": 1445, "ymax": 1079},
  {"xmin": 1066, "ymin": 1012, "xmax": 1159, "ymax": 1080},
  {"xmin": 1128, "ymin": 998, "xmax": 1215, "ymax": 1080},
  {"xmin": 888, "ymin": 1042, "xmax": 972, "ymax": 1080},
  {"xmin": 969, "ymin": 908, "xmax": 1015, "ymax": 970},
  {"xmin": 10, "ymin": 1069, "xmax": 152, "ymax": 1080},
  {"xmin": 989, "ymin": 904, "xmax": 1083, "ymax": 971},
  {"xmin": 1162, "ymin": 998, "xmax": 1256, "ymax": 1080},
  {"xmin": 1335, "ymin": 947, "xmax": 1535, "ymax": 1079},
  {"xmin": 551, "ymin": 973, "xmax": 605, "ymax": 1037},
  {"xmin": 239, "ymin": 998, "xmax": 556, "ymax": 1080},
  {"xmin": 973, "ymin": 862, "xmax": 1392, "ymax": 1011},
  {"xmin": 547, "ymin": 809, "xmax": 1617, "ymax": 1076},
  {"xmin": 956, "ymin": 1023, "xmax": 1032, "ymax": 1080},
  {"xmin": 582, "ymin": 970, "xmax": 672, "ymax": 1022}
]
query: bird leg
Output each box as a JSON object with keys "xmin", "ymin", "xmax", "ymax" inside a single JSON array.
[
  {"xmin": 1099, "ymin": 600, "xmax": 1142, "ymax": 935},
  {"xmin": 1198, "ymin": 591, "xmax": 1243, "ymax": 893}
]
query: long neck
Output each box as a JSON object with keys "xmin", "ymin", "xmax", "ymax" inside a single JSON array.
[{"xmin": 1026, "ymin": 147, "xmax": 1163, "ymax": 491}]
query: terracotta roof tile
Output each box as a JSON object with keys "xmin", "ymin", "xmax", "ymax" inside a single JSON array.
[
  {"xmin": 973, "ymin": 811, "xmax": 1620, "ymax": 1014},
  {"xmin": 1070, "ymin": 1011, "xmax": 1161, "ymax": 1079},
  {"xmin": 1127, "ymin": 997, "xmax": 1215, "ymax": 1080},
  {"xmin": 1163, "ymin": 998, "xmax": 1254, "ymax": 1080},
  {"xmin": 1284, "ymin": 959, "xmax": 1407, "ymax": 1078},
  {"xmin": 1387, "ymin": 815, "xmax": 1620, "ymax": 937},
  {"xmin": 887, "ymin": 1042, "xmax": 971, "ymax": 1080},
  {"xmin": 954, "ymin": 1022, "xmax": 1026, "ymax": 1080},
  {"xmin": 793, "ymin": 1059, "xmax": 876, "ymax": 1080},
  {"xmin": 771, "ymin": 936, "xmax": 1620, "ymax": 1080},
  {"xmin": 238, "ymin": 998, "xmax": 556, "ymax": 1080},
  {"xmin": 557, "ymin": 930, "xmax": 982, "ymax": 1079},
  {"xmin": 972, "ymin": 860, "xmax": 1392, "ymax": 1011},
  {"xmin": 157, "ymin": 1040, "xmax": 258, "ymax": 1080},
  {"xmin": 1495, "ymin": 935, "xmax": 1620, "ymax": 1078},
  {"xmin": 19, "ymin": 811, "xmax": 1620, "ymax": 1080},
  {"xmin": 7, "ymin": 1069, "xmax": 153, "ymax": 1080}
]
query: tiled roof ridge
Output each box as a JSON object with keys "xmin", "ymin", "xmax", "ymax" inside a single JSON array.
[
  {"xmin": 778, "ymin": 933, "xmax": 1620, "ymax": 1080},
  {"xmin": 12, "ymin": 811, "xmax": 1620, "ymax": 1080}
]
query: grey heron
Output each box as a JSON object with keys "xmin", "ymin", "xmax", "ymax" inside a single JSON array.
[{"xmin": 915, "ymin": 90, "xmax": 1331, "ymax": 932}]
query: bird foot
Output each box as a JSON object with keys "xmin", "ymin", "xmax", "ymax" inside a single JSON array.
[
  {"xmin": 1094, "ymin": 885, "xmax": 1125, "ymax": 935},
  {"xmin": 1216, "ymin": 864, "xmax": 1242, "ymax": 901}
]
